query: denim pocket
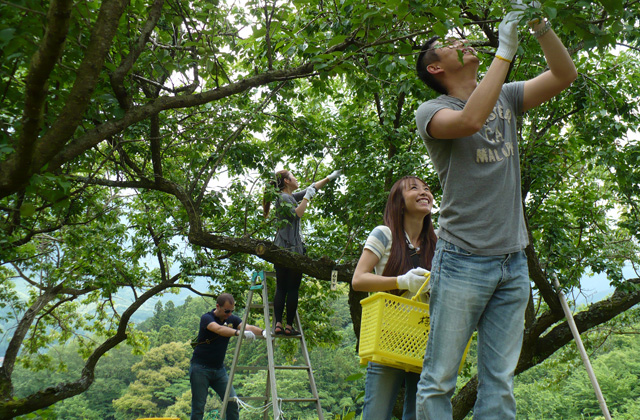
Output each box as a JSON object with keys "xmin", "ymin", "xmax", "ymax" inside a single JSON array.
[
  {"xmin": 439, "ymin": 240, "xmax": 481, "ymax": 279},
  {"xmin": 441, "ymin": 240, "xmax": 473, "ymax": 257}
]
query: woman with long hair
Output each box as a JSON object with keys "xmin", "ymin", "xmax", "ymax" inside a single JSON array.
[
  {"xmin": 263, "ymin": 168, "xmax": 341, "ymax": 336},
  {"xmin": 352, "ymin": 175, "xmax": 437, "ymax": 420}
]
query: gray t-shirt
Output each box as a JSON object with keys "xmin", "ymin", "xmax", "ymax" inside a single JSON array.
[
  {"xmin": 273, "ymin": 190, "xmax": 308, "ymax": 254},
  {"xmin": 415, "ymin": 82, "xmax": 528, "ymax": 255}
]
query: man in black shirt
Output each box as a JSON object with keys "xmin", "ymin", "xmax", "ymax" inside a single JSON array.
[{"xmin": 190, "ymin": 293, "xmax": 264, "ymax": 420}]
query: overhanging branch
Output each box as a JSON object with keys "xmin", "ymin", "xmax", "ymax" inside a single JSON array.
[
  {"xmin": 0, "ymin": 274, "xmax": 183, "ymax": 419},
  {"xmin": 188, "ymin": 230, "xmax": 356, "ymax": 283}
]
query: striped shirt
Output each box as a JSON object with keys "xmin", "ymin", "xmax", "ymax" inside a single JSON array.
[{"xmin": 363, "ymin": 225, "xmax": 428, "ymax": 302}]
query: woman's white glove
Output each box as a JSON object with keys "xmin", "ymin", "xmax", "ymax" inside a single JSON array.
[
  {"xmin": 304, "ymin": 186, "xmax": 317, "ymax": 201},
  {"xmin": 327, "ymin": 169, "xmax": 342, "ymax": 181},
  {"xmin": 243, "ymin": 331, "xmax": 256, "ymax": 341},
  {"xmin": 495, "ymin": 11, "xmax": 523, "ymax": 62},
  {"xmin": 396, "ymin": 267, "xmax": 430, "ymax": 293}
]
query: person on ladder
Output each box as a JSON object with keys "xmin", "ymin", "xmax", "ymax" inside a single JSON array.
[
  {"xmin": 190, "ymin": 293, "xmax": 265, "ymax": 420},
  {"xmin": 352, "ymin": 175, "xmax": 437, "ymax": 420},
  {"xmin": 263, "ymin": 168, "xmax": 342, "ymax": 336}
]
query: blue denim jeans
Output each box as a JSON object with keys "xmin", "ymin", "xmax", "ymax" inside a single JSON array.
[
  {"xmin": 190, "ymin": 362, "xmax": 239, "ymax": 420},
  {"xmin": 362, "ymin": 362, "xmax": 420, "ymax": 420},
  {"xmin": 416, "ymin": 239, "xmax": 529, "ymax": 420}
]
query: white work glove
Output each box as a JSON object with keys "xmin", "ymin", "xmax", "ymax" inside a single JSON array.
[
  {"xmin": 243, "ymin": 331, "xmax": 256, "ymax": 341},
  {"xmin": 327, "ymin": 169, "xmax": 342, "ymax": 181},
  {"xmin": 512, "ymin": 0, "xmax": 542, "ymax": 24},
  {"xmin": 511, "ymin": 0, "xmax": 526, "ymax": 11},
  {"xmin": 495, "ymin": 11, "xmax": 523, "ymax": 63},
  {"xmin": 396, "ymin": 267, "xmax": 430, "ymax": 294},
  {"xmin": 511, "ymin": 0, "xmax": 541, "ymax": 11},
  {"xmin": 303, "ymin": 186, "xmax": 316, "ymax": 201},
  {"xmin": 262, "ymin": 330, "xmax": 268, "ymax": 339}
]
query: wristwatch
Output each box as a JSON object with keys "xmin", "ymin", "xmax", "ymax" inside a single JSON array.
[{"xmin": 235, "ymin": 330, "xmax": 239, "ymax": 336}]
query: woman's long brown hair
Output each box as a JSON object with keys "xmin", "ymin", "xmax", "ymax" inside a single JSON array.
[
  {"xmin": 381, "ymin": 176, "xmax": 437, "ymax": 279},
  {"xmin": 263, "ymin": 169, "xmax": 290, "ymax": 218}
]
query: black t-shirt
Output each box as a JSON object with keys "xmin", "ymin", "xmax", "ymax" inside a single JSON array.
[{"xmin": 191, "ymin": 310, "xmax": 241, "ymax": 368}]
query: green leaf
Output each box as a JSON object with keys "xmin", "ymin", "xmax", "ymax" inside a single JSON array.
[
  {"xmin": 599, "ymin": 0, "xmax": 624, "ymax": 14},
  {"xmin": 19, "ymin": 203, "xmax": 36, "ymax": 217},
  {"xmin": 0, "ymin": 28, "xmax": 15, "ymax": 48},
  {"xmin": 544, "ymin": 6, "xmax": 558, "ymax": 19},
  {"xmin": 328, "ymin": 35, "xmax": 348, "ymax": 47},
  {"xmin": 432, "ymin": 21, "xmax": 448, "ymax": 38},
  {"xmin": 345, "ymin": 372, "xmax": 364, "ymax": 381},
  {"xmin": 252, "ymin": 26, "xmax": 267, "ymax": 37}
]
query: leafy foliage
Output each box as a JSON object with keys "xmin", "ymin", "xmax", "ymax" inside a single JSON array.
[
  {"xmin": 113, "ymin": 342, "xmax": 192, "ymax": 419},
  {"xmin": 14, "ymin": 343, "xmax": 140, "ymax": 420},
  {"xmin": 1, "ymin": 0, "xmax": 640, "ymax": 418},
  {"xmin": 514, "ymin": 308, "xmax": 640, "ymax": 419}
]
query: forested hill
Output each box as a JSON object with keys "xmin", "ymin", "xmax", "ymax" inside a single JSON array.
[{"xmin": 14, "ymin": 293, "xmax": 367, "ymax": 420}]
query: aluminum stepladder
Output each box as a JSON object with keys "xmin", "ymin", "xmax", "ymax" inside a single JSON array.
[{"xmin": 221, "ymin": 270, "xmax": 324, "ymax": 420}]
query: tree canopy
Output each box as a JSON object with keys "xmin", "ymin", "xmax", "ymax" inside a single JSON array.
[{"xmin": 1, "ymin": 0, "xmax": 640, "ymax": 418}]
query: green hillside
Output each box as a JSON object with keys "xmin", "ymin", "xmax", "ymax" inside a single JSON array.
[{"xmin": 13, "ymin": 292, "xmax": 640, "ymax": 420}]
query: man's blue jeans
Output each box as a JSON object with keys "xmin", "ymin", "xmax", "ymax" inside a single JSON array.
[
  {"xmin": 362, "ymin": 361, "xmax": 420, "ymax": 420},
  {"xmin": 416, "ymin": 239, "xmax": 529, "ymax": 420},
  {"xmin": 190, "ymin": 362, "xmax": 239, "ymax": 420}
]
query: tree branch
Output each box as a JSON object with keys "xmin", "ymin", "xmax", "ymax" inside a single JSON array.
[
  {"xmin": 110, "ymin": 0, "xmax": 165, "ymax": 110},
  {"xmin": 188, "ymin": 230, "xmax": 357, "ymax": 284},
  {"xmin": 6, "ymin": 0, "xmax": 73, "ymax": 189},
  {"xmin": 0, "ymin": 274, "xmax": 183, "ymax": 419},
  {"xmin": 0, "ymin": 283, "xmax": 64, "ymax": 400},
  {"xmin": 32, "ymin": 0, "xmax": 129, "ymax": 171}
]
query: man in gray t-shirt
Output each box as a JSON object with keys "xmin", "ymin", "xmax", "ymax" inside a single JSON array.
[
  {"xmin": 413, "ymin": 7, "xmax": 577, "ymax": 420},
  {"xmin": 416, "ymin": 82, "xmax": 527, "ymax": 255}
]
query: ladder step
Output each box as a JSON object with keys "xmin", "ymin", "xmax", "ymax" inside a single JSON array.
[
  {"xmin": 234, "ymin": 396, "xmax": 318, "ymax": 403},
  {"xmin": 235, "ymin": 365, "xmax": 311, "ymax": 371},
  {"xmin": 280, "ymin": 398, "xmax": 320, "ymax": 403},
  {"xmin": 235, "ymin": 396, "xmax": 268, "ymax": 401},
  {"xmin": 248, "ymin": 303, "xmax": 274, "ymax": 309},
  {"xmin": 275, "ymin": 365, "xmax": 311, "ymax": 371}
]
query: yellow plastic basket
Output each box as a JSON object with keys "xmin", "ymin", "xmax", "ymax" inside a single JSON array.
[
  {"xmin": 359, "ymin": 274, "xmax": 470, "ymax": 374},
  {"xmin": 358, "ymin": 276, "xmax": 431, "ymax": 374}
]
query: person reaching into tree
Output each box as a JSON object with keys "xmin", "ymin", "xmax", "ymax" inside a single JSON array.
[
  {"xmin": 413, "ymin": 2, "xmax": 577, "ymax": 418},
  {"xmin": 263, "ymin": 168, "xmax": 342, "ymax": 336},
  {"xmin": 352, "ymin": 175, "xmax": 437, "ymax": 420}
]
